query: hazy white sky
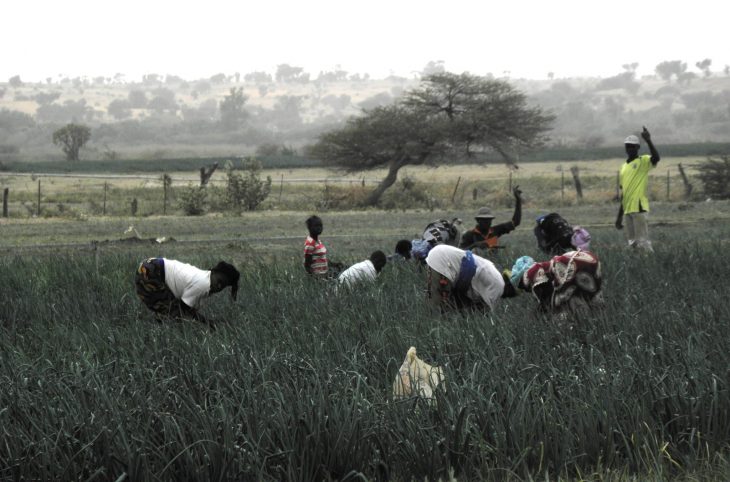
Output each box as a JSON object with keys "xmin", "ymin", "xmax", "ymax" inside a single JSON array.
[{"xmin": 3, "ymin": 0, "xmax": 727, "ymax": 82}]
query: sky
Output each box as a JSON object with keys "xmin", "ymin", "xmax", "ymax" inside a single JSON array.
[{"xmin": 3, "ymin": 0, "xmax": 728, "ymax": 82}]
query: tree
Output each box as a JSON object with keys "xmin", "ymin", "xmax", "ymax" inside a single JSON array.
[
  {"xmin": 219, "ymin": 87, "xmax": 248, "ymax": 130},
  {"xmin": 310, "ymin": 104, "xmax": 443, "ymax": 206},
  {"xmin": 127, "ymin": 90, "xmax": 148, "ymax": 108},
  {"xmin": 695, "ymin": 58, "xmax": 712, "ymax": 77},
  {"xmin": 244, "ymin": 71, "xmax": 272, "ymax": 83},
  {"xmin": 52, "ymin": 124, "xmax": 91, "ymax": 161},
  {"xmin": 311, "ymin": 73, "xmax": 553, "ymax": 206},
  {"xmin": 404, "ymin": 73, "xmax": 554, "ymax": 161},
  {"xmin": 421, "ymin": 60, "xmax": 446, "ymax": 77},
  {"xmin": 107, "ymin": 99, "xmax": 132, "ymax": 120},
  {"xmin": 696, "ymin": 156, "xmax": 730, "ymax": 199},
  {"xmin": 148, "ymin": 88, "xmax": 177, "ymax": 113},
  {"xmin": 8, "ymin": 75, "xmax": 23, "ymax": 88},
  {"xmin": 275, "ymin": 64, "xmax": 309, "ymax": 83},
  {"xmin": 655, "ymin": 60, "xmax": 687, "ymax": 82}
]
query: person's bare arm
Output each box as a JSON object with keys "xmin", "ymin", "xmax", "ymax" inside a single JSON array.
[{"xmin": 642, "ymin": 126, "xmax": 660, "ymax": 166}]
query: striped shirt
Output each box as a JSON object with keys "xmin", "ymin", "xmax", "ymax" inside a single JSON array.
[{"xmin": 304, "ymin": 236, "xmax": 328, "ymax": 275}]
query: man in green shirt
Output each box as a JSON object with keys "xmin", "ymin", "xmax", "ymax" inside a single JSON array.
[{"xmin": 615, "ymin": 126, "xmax": 660, "ymax": 251}]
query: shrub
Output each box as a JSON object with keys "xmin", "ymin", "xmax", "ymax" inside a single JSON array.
[
  {"xmin": 696, "ymin": 155, "xmax": 730, "ymax": 199},
  {"xmin": 224, "ymin": 158, "xmax": 272, "ymax": 211},
  {"xmin": 178, "ymin": 185, "xmax": 207, "ymax": 215}
]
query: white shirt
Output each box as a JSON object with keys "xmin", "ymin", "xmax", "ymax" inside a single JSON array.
[
  {"xmin": 163, "ymin": 259, "xmax": 211, "ymax": 309},
  {"xmin": 338, "ymin": 259, "xmax": 377, "ymax": 287},
  {"xmin": 425, "ymin": 245, "xmax": 504, "ymax": 308}
]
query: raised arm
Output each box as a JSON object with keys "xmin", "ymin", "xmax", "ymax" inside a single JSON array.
[
  {"xmin": 511, "ymin": 185, "xmax": 522, "ymax": 227},
  {"xmin": 642, "ymin": 126, "xmax": 660, "ymax": 166}
]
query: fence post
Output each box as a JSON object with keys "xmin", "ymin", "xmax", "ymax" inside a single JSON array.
[
  {"xmin": 92, "ymin": 241, "xmax": 100, "ymax": 275},
  {"xmin": 451, "ymin": 176, "xmax": 461, "ymax": 203},
  {"xmin": 666, "ymin": 169, "xmax": 671, "ymax": 200},
  {"xmin": 278, "ymin": 174, "xmax": 284, "ymax": 202},
  {"xmin": 508, "ymin": 171, "xmax": 513, "ymax": 192},
  {"xmin": 561, "ymin": 171, "xmax": 565, "ymax": 206},
  {"xmin": 570, "ymin": 166, "xmax": 583, "ymax": 201},
  {"xmin": 677, "ymin": 163, "xmax": 693, "ymax": 199},
  {"xmin": 2, "ymin": 187, "xmax": 8, "ymax": 218},
  {"xmin": 162, "ymin": 174, "xmax": 171, "ymax": 215},
  {"xmin": 37, "ymin": 179, "xmax": 41, "ymax": 216},
  {"xmin": 103, "ymin": 182, "xmax": 108, "ymax": 216}
]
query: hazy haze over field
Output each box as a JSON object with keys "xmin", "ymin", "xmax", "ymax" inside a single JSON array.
[{"xmin": 3, "ymin": 0, "xmax": 727, "ymax": 81}]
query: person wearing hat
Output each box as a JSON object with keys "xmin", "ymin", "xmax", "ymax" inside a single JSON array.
[
  {"xmin": 510, "ymin": 250, "xmax": 603, "ymax": 317},
  {"xmin": 460, "ymin": 186, "xmax": 523, "ymax": 252},
  {"xmin": 615, "ymin": 126, "xmax": 660, "ymax": 251},
  {"xmin": 135, "ymin": 257, "xmax": 240, "ymax": 325}
]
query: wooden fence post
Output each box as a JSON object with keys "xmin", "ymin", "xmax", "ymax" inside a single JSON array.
[
  {"xmin": 278, "ymin": 174, "xmax": 284, "ymax": 202},
  {"xmin": 37, "ymin": 179, "xmax": 41, "ymax": 216},
  {"xmin": 162, "ymin": 174, "xmax": 171, "ymax": 215},
  {"xmin": 677, "ymin": 163, "xmax": 693, "ymax": 199},
  {"xmin": 2, "ymin": 188, "xmax": 8, "ymax": 218},
  {"xmin": 451, "ymin": 176, "xmax": 461, "ymax": 203},
  {"xmin": 666, "ymin": 169, "xmax": 671, "ymax": 200},
  {"xmin": 570, "ymin": 166, "xmax": 583, "ymax": 201},
  {"xmin": 103, "ymin": 182, "xmax": 108, "ymax": 215},
  {"xmin": 561, "ymin": 170, "xmax": 565, "ymax": 206},
  {"xmin": 92, "ymin": 241, "xmax": 100, "ymax": 274}
]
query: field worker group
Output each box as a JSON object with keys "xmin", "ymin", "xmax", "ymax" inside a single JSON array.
[{"xmin": 134, "ymin": 127, "xmax": 659, "ymax": 324}]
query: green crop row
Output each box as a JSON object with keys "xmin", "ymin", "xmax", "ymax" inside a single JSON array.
[{"xmin": 2, "ymin": 224, "xmax": 730, "ymax": 480}]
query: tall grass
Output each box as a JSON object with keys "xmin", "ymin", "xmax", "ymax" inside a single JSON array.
[{"xmin": 1, "ymin": 238, "xmax": 730, "ymax": 480}]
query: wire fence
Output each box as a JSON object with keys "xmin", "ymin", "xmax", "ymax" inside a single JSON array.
[{"xmin": 0, "ymin": 162, "xmax": 705, "ymax": 218}]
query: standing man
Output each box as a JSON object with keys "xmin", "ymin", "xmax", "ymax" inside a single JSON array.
[
  {"xmin": 460, "ymin": 186, "xmax": 523, "ymax": 253},
  {"xmin": 615, "ymin": 126, "xmax": 660, "ymax": 251}
]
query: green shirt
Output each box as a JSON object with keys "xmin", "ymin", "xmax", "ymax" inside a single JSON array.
[{"xmin": 620, "ymin": 154, "xmax": 655, "ymax": 214}]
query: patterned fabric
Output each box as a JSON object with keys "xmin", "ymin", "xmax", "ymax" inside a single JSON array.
[
  {"xmin": 522, "ymin": 250, "xmax": 602, "ymax": 311},
  {"xmin": 135, "ymin": 258, "xmax": 177, "ymax": 314},
  {"xmin": 304, "ymin": 236, "xmax": 328, "ymax": 275},
  {"xmin": 510, "ymin": 256, "xmax": 536, "ymax": 287}
]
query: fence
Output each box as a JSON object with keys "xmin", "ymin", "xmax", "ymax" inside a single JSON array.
[{"xmin": 0, "ymin": 162, "xmax": 704, "ymax": 218}]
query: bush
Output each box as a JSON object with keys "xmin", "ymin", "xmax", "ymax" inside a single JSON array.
[
  {"xmin": 178, "ymin": 185, "xmax": 207, "ymax": 215},
  {"xmin": 224, "ymin": 158, "xmax": 272, "ymax": 211},
  {"xmin": 696, "ymin": 155, "xmax": 730, "ymax": 199}
]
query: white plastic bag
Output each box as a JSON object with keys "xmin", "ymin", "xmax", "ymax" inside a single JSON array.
[{"xmin": 392, "ymin": 346, "xmax": 445, "ymax": 401}]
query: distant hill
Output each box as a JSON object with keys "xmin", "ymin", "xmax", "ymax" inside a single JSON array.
[{"xmin": 2, "ymin": 68, "xmax": 729, "ymax": 163}]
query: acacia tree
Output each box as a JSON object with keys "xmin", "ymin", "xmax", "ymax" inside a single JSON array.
[
  {"xmin": 219, "ymin": 87, "xmax": 248, "ymax": 130},
  {"xmin": 310, "ymin": 73, "xmax": 553, "ymax": 206},
  {"xmin": 52, "ymin": 123, "xmax": 91, "ymax": 161}
]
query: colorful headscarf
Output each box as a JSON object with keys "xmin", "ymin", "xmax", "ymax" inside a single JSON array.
[{"xmin": 510, "ymin": 256, "xmax": 535, "ymax": 287}]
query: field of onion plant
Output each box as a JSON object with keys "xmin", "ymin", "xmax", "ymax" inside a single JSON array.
[{"xmin": 2, "ymin": 221, "xmax": 730, "ymax": 481}]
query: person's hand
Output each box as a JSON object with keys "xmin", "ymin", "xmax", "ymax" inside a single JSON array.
[
  {"xmin": 615, "ymin": 219, "xmax": 623, "ymax": 230},
  {"xmin": 641, "ymin": 126, "xmax": 651, "ymax": 142},
  {"xmin": 512, "ymin": 185, "xmax": 523, "ymax": 199}
]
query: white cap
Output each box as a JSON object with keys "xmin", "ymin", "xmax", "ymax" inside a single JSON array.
[{"xmin": 624, "ymin": 135, "xmax": 640, "ymax": 145}]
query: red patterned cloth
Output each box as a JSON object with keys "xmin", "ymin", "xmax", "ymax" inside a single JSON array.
[
  {"xmin": 523, "ymin": 250, "xmax": 602, "ymax": 311},
  {"xmin": 304, "ymin": 236, "xmax": 328, "ymax": 275}
]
